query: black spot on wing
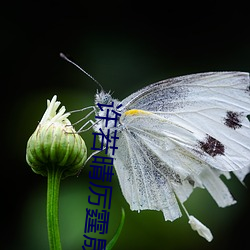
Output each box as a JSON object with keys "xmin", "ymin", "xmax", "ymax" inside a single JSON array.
[
  {"xmin": 186, "ymin": 177, "xmax": 195, "ymax": 186},
  {"xmin": 199, "ymin": 135, "xmax": 225, "ymax": 157},
  {"xmin": 224, "ymin": 111, "xmax": 243, "ymax": 130}
]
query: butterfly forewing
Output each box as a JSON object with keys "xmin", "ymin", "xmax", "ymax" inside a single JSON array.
[
  {"xmin": 121, "ymin": 72, "xmax": 249, "ymax": 112},
  {"xmin": 120, "ymin": 72, "xmax": 250, "ymax": 172}
]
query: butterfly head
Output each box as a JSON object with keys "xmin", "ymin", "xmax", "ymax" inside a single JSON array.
[
  {"xmin": 95, "ymin": 90, "xmax": 114, "ymax": 106},
  {"xmin": 94, "ymin": 89, "xmax": 123, "ymax": 132}
]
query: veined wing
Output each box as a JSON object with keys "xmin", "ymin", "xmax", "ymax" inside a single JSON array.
[
  {"xmin": 120, "ymin": 72, "xmax": 250, "ymax": 174},
  {"xmin": 114, "ymin": 111, "xmax": 236, "ymax": 221},
  {"xmin": 121, "ymin": 72, "xmax": 249, "ymax": 113}
]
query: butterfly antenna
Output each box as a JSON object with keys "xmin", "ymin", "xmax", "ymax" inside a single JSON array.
[{"xmin": 60, "ymin": 53, "xmax": 104, "ymax": 91}]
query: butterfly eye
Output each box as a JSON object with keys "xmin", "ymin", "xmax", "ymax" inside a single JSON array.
[
  {"xmin": 102, "ymin": 93, "xmax": 112, "ymax": 104},
  {"xmin": 95, "ymin": 91, "xmax": 112, "ymax": 106}
]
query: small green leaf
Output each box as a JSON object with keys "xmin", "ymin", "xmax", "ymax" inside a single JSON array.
[{"xmin": 106, "ymin": 208, "xmax": 125, "ymax": 250}]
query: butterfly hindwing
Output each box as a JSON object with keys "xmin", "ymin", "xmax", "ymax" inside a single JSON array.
[
  {"xmin": 115, "ymin": 118, "xmax": 183, "ymax": 221},
  {"xmin": 114, "ymin": 110, "xmax": 237, "ymax": 221}
]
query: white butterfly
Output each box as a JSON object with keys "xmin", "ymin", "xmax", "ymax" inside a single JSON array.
[{"xmin": 83, "ymin": 71, "xmax": 250, "ymax": 241}]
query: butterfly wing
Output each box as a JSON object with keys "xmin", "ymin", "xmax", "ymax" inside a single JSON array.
[
  {"xmin": 120, "ymin": 72, "xmax": 250, "ymax": 173},
  {"xmin": 115, "ymin": 111, "xmax": 237, "ymax": 221},
  {"xmin": 113, "ymin": 72, "xmax": 249, "ymax": 221}
]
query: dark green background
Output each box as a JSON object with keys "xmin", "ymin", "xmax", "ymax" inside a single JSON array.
[{"xmin": 2, "ymin": 2, "xmax": 250, "ymax": 250}]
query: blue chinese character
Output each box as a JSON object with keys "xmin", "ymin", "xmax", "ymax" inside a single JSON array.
[
  {"xmin": 88, "ymin": 182, "xmax": 113, "ymax": 209},
  {"xmin": 89, "ymin": 156, "xmax": 114, "ymax": 182},
  {"xmin": 84, "ymin": 208, "xmax": 110, "ymax": 234},
  {"xmin": 95, "ymin": 102, "xmax": 122, "ymax": 128},
  {"xmin": 91, "ymin": 128, "xmax": 119, "ymax": 155},
  {"xmin": 91, "ymin": 128, "xmax": 111, "ymax": 152},
  {"xmin": 82, "ymin": 234, "xmax": 106, "ymax": 250}
]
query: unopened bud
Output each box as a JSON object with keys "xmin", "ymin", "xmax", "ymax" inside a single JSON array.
[{"xmin": 26, "ymin": 95, "xmax": 87, "ymax": 178}]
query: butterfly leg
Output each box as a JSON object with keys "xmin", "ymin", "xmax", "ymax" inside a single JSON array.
[
  {"xmin": 68, "ymin": 106, "xmax": 99, "ymax": 132},
  {"xmin": 77, "ymin": 119, "xmax": 100, "ymax": 133}
]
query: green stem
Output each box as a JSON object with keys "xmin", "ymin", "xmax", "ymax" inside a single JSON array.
[
  {"xmin": 47, "ymin": 165, "xmax": 63, "ymax": 250},
  {"xmin": 106, "ymin": 208, "xmax": 125, "ymax": 250}
]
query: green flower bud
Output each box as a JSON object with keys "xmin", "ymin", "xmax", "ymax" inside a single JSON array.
[{"xmin": 26, "ymin": 95, "xmax": 87, "ymax": 178}]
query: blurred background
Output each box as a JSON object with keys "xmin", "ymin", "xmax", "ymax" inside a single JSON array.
[{"xmin": 2, "ymin": 1, "xmax": 250, "ymax": 250}]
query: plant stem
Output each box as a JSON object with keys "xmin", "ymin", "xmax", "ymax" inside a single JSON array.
[{"xmin": 47, "ymin": 165, "xmax": 63, "ymax": 250}]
